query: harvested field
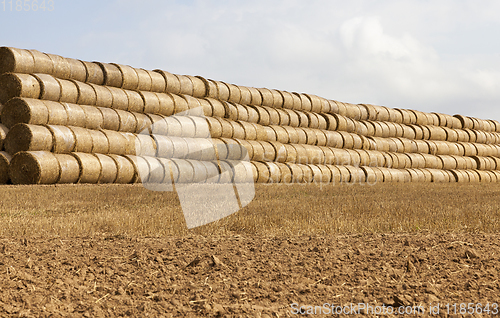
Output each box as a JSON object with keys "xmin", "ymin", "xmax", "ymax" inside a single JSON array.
[{"xmin": 1, "ymin": 183, "xmax": 500, "ymax": 316}]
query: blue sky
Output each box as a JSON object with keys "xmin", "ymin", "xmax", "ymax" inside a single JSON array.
[{"xmin": 1, "ymin": 0, "xmax": 500, "ymax": 120}]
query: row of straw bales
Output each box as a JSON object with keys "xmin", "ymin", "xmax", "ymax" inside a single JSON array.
[{"xmin": 1, "ymin": 46, "xmax": 500, "ymax": 185}]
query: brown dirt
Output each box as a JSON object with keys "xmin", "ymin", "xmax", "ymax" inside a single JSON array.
[{"xmin": 0, "ymin": 233, "xmax": 499, "ymax": 317}]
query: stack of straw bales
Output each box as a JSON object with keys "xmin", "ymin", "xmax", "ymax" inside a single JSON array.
[{"xmin": 1, "ymin": 46, "xmax": 500, "ymax": 185}]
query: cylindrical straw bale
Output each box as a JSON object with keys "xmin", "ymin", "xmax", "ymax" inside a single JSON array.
[
  {"xmin": 53, "ymin": 154, "xmax": 79, "ymax": 184},
  {"xmin": 293, "ymin": 93, "xmax": 312, "ymax": 112},
  {"xmin": 132, "ymin": 113, "xmax": 151, "ymax": 134},
  {"xmin": 243, "ymin": 86, "xmax": 261, "ymax": 106},
  {"xmin": 1, "ymin": 98, "xmax": 49, "ymax": 128},
  {"xmin": 359, "ymin": 104, "xmax": 376, "ymax": 121},
  {"xmin": 232, "ymin": 103, "xmax": 249, "ymax": 122},
  {"xmin": 4, "ymin": 124, "xmax": 53, "ymax": 155},
  {"xmin": 264, "ymin": 162, "xmax": 281, "ymax": 183},
  {"xmin": 105, "ymin": 154, "xmax": 134, "ymax": 184},
  {"xmin": 235, "ymin": 139, "xmax": 254, "ymax": 160},
  {"xmin": 9, "ymin": 151, "xmax": 60, "ymax": 184},
  {"xmin": 138, "ymin": 91, "xmax": 160, "ymax": 114},
  {"xmin": 228, "ymin": 121, "xmax": 244, "ymax": 140},
  {"xmin": 304, "ymin": 145, "xmax": 325, "ymax": 165},
  {"xmin": 167, "ymin": 94, "xmax": 188, "ymax": 114},
  {"xmin": 111, "ymin": 64, "xmax": 138, "ymax": 90},
  {"xmin": 290, "ymin": 144, "xmax": 309, "ymax": 165},
  {"xmin": 345, "ymin": 166, "xmax": 366, "ymax": 183},
  {"xmin": 134, "ymin": 134, "xmax": 157, "ymax": 157},
  {"xmin": 400, "ymin": 125, "xmax": 415, "ymax": 140},
  {"xmin": 453, "ymin": 115, "xmax": 473, "ymax": 129},
  {"xmin": 235, "ymin": 86, "xmax": 252, "ymax": 105},
  {"xmin": 0, "ymin": 124, "xmax": 7, "ymax": 149},
  {"xmin": 123, "ymin": 155, "xmax": 149, "ymax": 183},
  {"xmin": 427, "ymin": 126, "xmax": 447, "ymax": 141},
  {"xmin": 0, "ymin": 73, "xmax": 41, "ymax": 104},
  {"xmin": 269, "ymin": 89, "xmax": 283, "ymax": 108},
  {"xmin": 354, "ymin": 121, "xmax": 368, "ymax": 136},
  {"xmin": 64, "ymin": 58, "xmax": 87, "ymax": 83},
  {"xmin": 71, "ymin": 152, "xmax": 101, "ymax": 183},
  {"xmin": 44, "ymin": 53, "xmax": 70, "ymax": 79},
  {"xmin": 96, "ymin": 62, "xmax": 123, "ymax": 87},
  {"xmin": 269, "ymin": 125, "xmax": 288, "ymax": 144},
  {"xmin": 257, "ymin": 141, "xmax": 275, "ymax": 162},
  {"xmin": 344, "ymin": 103, "xmax": 361, "ymax": 120},
  {"xmin": 475, "ymin": 130, "xmax": 488, "ymax": 144},
  {"xmin": 373, "ymin": 106, "xmax": 390, "ymax": 122},
  {"xmin": 154, "ymin": 135, "xmax": 175, "ymax": 159},
  {"xmin": 279, "ymin": 109, "xmax": 297, "ymax": 128},
  {"xmin": 154, "ymin": 70, "xmax": 181, "ymax": 94},
  {"xmin": 87, "ymin": 84, "xmax": 112, "ymax": 108},
  {"xmin": 0, "ymin": 151, "xmax": 12, "ymax": 184},
  {"xmin": 250, "ymin": 106, "xmax": 270, "ymax": 126},
  {"xmin": 304, "ymin": 94, "xmax": 322, "ymax": 113},
  {"xmin": 420, "ymin": 153, "xmax": 441, "ymax": 169},
  {"xmin": 45, "ymin": 125, "xmax": 75, "ymax": 153},
  {"xmin": 168, "ymin": 136, "xmax": 190, "ymax": 159},
  {"xmin": 213, "ymin": 117, "xmax": 232, "ymax": 139},
  {"xmin": 43, "ymin": 100, "xmax": 68, "ymax": 126},
  {"xmin": 437, "ymin": 155, "xmax": 456, "ymax": 170},
  {"xmin": 72, "ymin": 80, "xmax": 97, "ymax": 106},
  {"xmin": 325, "ymin": 165, "xmax": 342, "ymax": 184},
  {"xmin": 280, "ymin": 126, "xmax": 297, "ymax": 144},
  {"xmin": 315, "ymin": 130, "xmax": 328, "ymax": 147},
  {"xmin": 298, "ymin": 165, "xmax": 313, "ymax": 183},
  {"xmin": 91, "ymin": 153, "xmax": 117, "ymax": 184},
  {"xmin": 302, "ymin": 128, "xmax": 317, "ymax": 145},
  {"xmin": 123, "ymin": 90, "xmax": 143, "ymax": 113},
  {"xmin": 55, "ymin": 78, "xmax": 79, "ymax": 103},
  {"xmin": 101, "ymin": 130, "xmax": 127, "ymax": 155},
  {"xmin": 137, "ymin": 69, "xmax": 155, "ymax": 92},
  {"xmin": 204, "ymin": 117, "xmax": 223, "ymax": 138},
  {"xmin": 96, "ymin": 107, "xmax": 120, "ymax": 131},
  {"xmin": 304, "ymin": 111, "xmax": 319, "ymax": 129},
  {"xmin": 81, "ymin": 61, "xmax": 104, "ymax": 85},
  {"xmin": 279, "ymin": 91, "xmax": 295, "ymax": 109},
  {"xmin": 223, "ymin": 101, "xmax": 238, "ymax": 121},
  {"xmin": 172, "ymin": 75, "xmax": 193, "ymax": 96},
  {"xmin": 114, "ymin": 109, "xmax": 137, "ymax": 133},
  {"xmin": 0, "ymin": 47, "xmax": 35, "ymax": 74},
  {"xmin": 257, "ymin": 88, "xmax": 273, "ymax": 107},
  {"xmin": 76, "ymin": 106, "xmax": 102, "ymax": 131},
  {"xmin": 263, "ymin": 106, "xmax": 280, "ymax": 125},
  {"xmin": 224, "ymin": 83, "xmax": 240, "ymax": 104},
  {"xmin": 204, "ymin": 98, "xmax": 224, "ymax": 118},
  {"xmin": 251, "ymin": 162, "xmax": 270, "ymax": 183},
  {"xmin": 319, "ymin": 147, "xmax": 333, "ymax": 165},
  {"xmin": 28, "ymin": 50, "xmax": 53, "ymax": 74}
]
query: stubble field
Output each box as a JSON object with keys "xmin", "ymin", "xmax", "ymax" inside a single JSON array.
[{"xmin": 1, "ymin": 182, "xmax": 500, "ymax": 317}]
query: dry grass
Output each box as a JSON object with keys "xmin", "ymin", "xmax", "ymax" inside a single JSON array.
[{"xmin": 0, "ymin": 182, "xmax": 500, "ymax": 238}]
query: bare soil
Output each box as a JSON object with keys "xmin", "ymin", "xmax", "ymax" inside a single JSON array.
[{"xmin": 1, "ymin": 233, "xmax": 499, "ymax": 317}]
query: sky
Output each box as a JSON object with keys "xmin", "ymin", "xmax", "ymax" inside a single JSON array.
[{"xmin": 1, "ymin": 0, "xmax": 500, "ymax": 121}]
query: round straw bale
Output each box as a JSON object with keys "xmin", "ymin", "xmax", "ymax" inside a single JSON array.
[
  {"xmin": 315, "ymin": 114, "xmax": 328, "ymax": 131},
  {"xmin": 359, "ymin": 121, "xmax": 374, "ymax": 136},
  {"xmin": 298, "ymin": 164, "xmax": 313, "ymax": 183},
  {"xmin": 201, "ymin": 160, "xmax": 220, "ymax": 183},
  {"xmin": 359, "ymin": 104, "xmax": 376, "ymax": 121},
  {"xmin": 225, "ymin": 83, "xmax": 241, "ymax": 104},
  {"xmin": 347, "ymin": 166, "xmax": 367, "ymax": 183},
  {"xmin": 303, "ymin": 94, "xmax": 321, "ymax": 113},
  {"xmin": 72, "ymin": 80, "xmax": 97, "ymax": 106},
  {"xmin": 172, "ymin": 116, "xmax": 195, "ymax": 138},
  {"xmin": 323, "ymin": 130, "xmax": 343, "ymax": 149},
  {"xmin": 55, "ymin": 78, "xmax": 79, "ymax": 103},
  {"xmin": 250, "ymin": 162, "xmax": 268, "ymax": 183},
  {"xmin": 1, "ymin": 98, "xmax": 49, "ymax": 128},
  {"xmin": 0, "ymin": 47, "xmax": 35, "ymax": 74},
  {"xmin": 280, "ymin": 144, "xmax": 296, "ymax": 163},
  {"xmin": 4, "ymin": 124, "xmax": 53, "ymax": 154},
  {"xmin": 234, "ymin": 103, "xmax": 249, "ymax": 121},
  {"xmin": 264, "ymin": 162, "xmax": 282, "ymax": 183},
  {"xmin": 79, "ymin": 105, "xmax": 103, "ymax": 130},
  {"xmin": 291, "ymin": 144, "xmax": 310, "ymax": 164},
  {"xmin": 233, "ymin": 139, "xmax": 253, "ymax": 161},
  {"xmin": 320, "ymin": 114, "xmax": 337, "ymax": 130},
  {"xmin": 280, "ymin": 91, "xmax": 295, "ymax": 109},
  {"xmin": 363, "ymin": 136, "xmax": 377, "ymax": 150},
  {"xmin": 91, "ymin": 153, "xmax": 117, "ymax": 183},
  {"xmin": 203, "ymin": 98, "xmax": 224, "ymax": 118},
  {"xmin": 279, "ymin": 109, "xmax": 298, "ymax": 127},
  {"xmin": 64, "ymin": 58, "xmax": 88, "ymax": 83},
  {"xmin": 46, "ymin": 125, "xmax": 75, "ymax": 153},
  {"xmin": 87, "ymin": 85, "xmax": 112, "ymax": 109},
  {"xmin": 442, "ymin": 127, "xmax": 458, "ymax": 142},
  {"xmin": 255, "ymin": 88, "xmax": 272, "ymax": 107},
  {"xmin": 100, "ymin": 130, "xmax": 127, "ymax": 155},
  {"xmin": 0, "ymin": 151, "xmax": 12, "ymax": 184},
  {"xmin": 389, "ymin": 137, "xmax": 404, "ymax": 152},
  {"xmin": 292, "ymin": 128, "xmax": 306, "ymax": 144},
  {"xmin": 100, "ymin": 86, "xmax": 126, "ymax": 110},
  {"xmin": 44, "ymin": 100, "xmax": 68, "ymax": 126},
  {"xmin": 55, "ymin": 154, "xmax": 80, "ymax": 184},
  {"xmin": 336, "ymin": 165, "xmax": 353, "ymax": 183},
  {"xmin": 168, "ymin": 136, "xmax": 189, "ymax": 159},
  {"xmin": 256, "ymin": 141, "xmax": 275, "ymax": 162},
  {"xmin": 292, "ymin": 110, "xmax": 308, "ymax": 128},
  {"xmin": 245, "ymin": 86, "xmax": 261, "ymax": 106},
  {"xmin": 155, "ymin": 93, "xmax": 175, "ymax": 117},
  {"xmin": 0, "ymin": 73, "xmax": 41, "ymax": 104},
  {"xmin": 138, "ymin": 91, "xmax": 160, "ymax": 114},
  {"xmin": 106, "ymin": 154, "xmax": 134, "ymax": 183},
  {"xmin": 205, "ymin": 117, "xmax": 222, "ymax": 138},
  {"xmin": 215, "ymin": 160, "xmax": 233, "ymax": 184},
  {"xmin": 237, "ymin": 86, "xmax": 252, "ymax": 105},
  {"xmin": 66, "ymin": 126, "xmax": 91, "ymax": 153},
  {"xmin": 228, "ymin": 121, "xmax": 245, "ymax": 140},
  {"xmin": 124, "ymin": 90, "xmax": 143, "ymax": 113},
  {"xmin": 28, "ymin": 50, "xmax": 53, "ymax": 74},
  {"xmin": 81, "ymin": 61, "xmax": 104, "ymax": 85},
  {"xmin": 154, "ymin": 135, "xmax": 174, "ymax": 158},
  {"xmin": 44, "ymin": 54, "xmax": 70, "ymax": 79},
  {"xmin": 98, "ymin": 107, "xmax": 120, "ymax": 131},
  {"xmin": 123, "ymin": 155, "xmax": 149, "ymax": 183},
  {"xmin": 344, "ymin": 103, "xmax": 361, "ymax": 120},
  {"xmin": 326, "ymin": 165, "xmax": 342, "ymax": 184},
  {"xmin": 454, "ymin": 129, "xmax": 469, "ymax": 142},
  {"xmin": 222, "ymin": 101, "xmax": 238, "ymax": 121},
  {"xmin": 293, "ymin": 93, "xmax": 312, "ymax": 112},
  {"xmin": 432, "ymin": 112, "xmax": 447, "ymax": 127},
  {"xmin": 427, "ymin": 126, "xmax": 446, "ymax": 141},
  {"xmin": 444, "ymin": 114, "xmax": 460, "ymax": 129},
  {"xmin": 111, "ymin": 64, "xmax": 138, "ymax": 90},
  {"xmin": 272, "ymin": 162, "xmax": 291, "ymax": 183},
  {"xmin": 132, "ymin": 113, "xmax": 151, "ymax": 134},
  {"xmin": 366, "ymin": 150, "xmax": 386, "ymax": 168},
  {"xmin": 268, "ymin": 89, "xmax": 283, "ymax": 108},
  {"xmin": 130, "ymin": 68, "xmax": 151, "ymax": 92},
  {"xmin": 474, "ymin": 130, "xmax": 488, "ymax": 144},
  {"xmin": 304, "ymin": 145, "xmax": 325, "ymax": 164},
  {"xmin": 167, "ymin": 94, "xmax": 188, "ymax": 114},
  {"xmin": 115, "ymin": 109, "xmax": 137, "ymax": 133},
  {"xmin": 185, "ymin": 159, "xmax": 208, "ymax": 183},
  {"xmin": 359, "ymin": 135, "xmax": 372, "ymax": 150},
  {"xmin": 306, "ymin": 164, "xmax": 323, "ymax": 184},
  {"xmin": 135, "ymin": 134, "xmax": 157, "ymax": 157},
  {"xmin": 303, "ymin": 111, "xmax": 319, "ymax": 129},
  {"xmin": 209, "ymin": 80, "xmax": 228, "ymax": 101},
  {"xmin": 234, "ymin": 120, "xmax": 255, "ymax": 141},
  {"xmin": 251, "ymin": 105, "xmax": 270, "ymax": 126},
  {"xmin": 350, "ymin": 133, "xmax": 363, "ymax": 149},
  {"xmin": 361, "ymin": 166, "xmax": 379, "ymax": 184},
  {"xmin": 96, "ymin": 62, "xmax": 123, "ymax": 87},
  {"xmin": 9, "ymin": 151, "xmax": 60, "ymax": 184},
  {"xmin": 344, "ymin": 149, "xmax": 361, "ymax": 167},
  {"xmin": 153, "ymin": 70, "xmax": 181, "ymax": 94},
  {"xmin": 463, "ymin": 129, "xmax": 477, "ymax": 143},
  {"xmin": 263, "ymin": 106, "xmax": 280, "ymax": 125},
  {"xmin": 182, "ymin": 95, "xmax": 203, "ymax": 114},
  {"xmin": 339, "ymin": 131, "xmax": 354, "ymax": 149},
  {"xmin": 314, "ymin": 130, "xmax": 328, "ymax": 147},
  {"xmin": 285, "ymin": 93, "xmax": 300, "ymax": 111},
  {"xmin": 331, "ymin": 148, "xmax": 351, "ymax": 166},
  {"xmin": 245, "ymin": 140, "xmax": 263, "ymax": 162},
  {"xmin": 453, "ymin": 115, "xmax": 473, "ymax": 129},
  {"xmin": 173, "ymin": 75, "xmax": 193, "ymax": 96},
  {"xmin": 267, "ymin": 141, "xmax": 285, "ymax": 163}
]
